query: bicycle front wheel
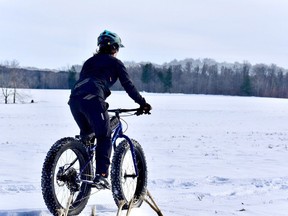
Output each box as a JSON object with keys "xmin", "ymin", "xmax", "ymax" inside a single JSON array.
[
  {"xmin": 111, "ymin": 139, "xmax": 147, "ymax": 209},
  {"xmin": 41, "ymin": 137, "xmax": 93, "ymax": 215}
]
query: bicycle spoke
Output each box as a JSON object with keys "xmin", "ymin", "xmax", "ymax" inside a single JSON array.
[
  {"xmin": 121, "ymin": 150, "xmax": 137, "ymax": 202},
  {"xmin": 54, "ymin": 149, "xmax": 80, "ymax": 207}
]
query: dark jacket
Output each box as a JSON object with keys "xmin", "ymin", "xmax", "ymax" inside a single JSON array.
[{"xmin": 70, "ymin": 53, "xmax": 146, "ymax": 105}]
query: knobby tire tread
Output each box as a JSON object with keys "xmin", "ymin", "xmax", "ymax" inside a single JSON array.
[
  {"xmin": 110, "ymin": 139, "xmax": 147, "ymax": 209},
  {"xmin": 41, "ymin": 137, "xmax": 92, "ymax": 216}
]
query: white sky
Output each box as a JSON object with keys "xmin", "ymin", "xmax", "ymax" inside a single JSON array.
[{"xmin": 0, "ymin": 0, "xmax": 287, "ymax": 70}]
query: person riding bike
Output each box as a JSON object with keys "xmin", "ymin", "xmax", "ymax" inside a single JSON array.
[{"xmin": 68, "ymin": 30, "xmax": 152, "ymax": 189}]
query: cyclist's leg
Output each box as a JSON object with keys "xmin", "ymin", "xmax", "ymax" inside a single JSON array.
[
  {"xmin": 95, "ymin": 136, "xmax": 112, "ymax": 176},
  {"xmin": 81, "ymin": 98, "xmax": 112, "ymax": 177},
  {"xmin": 69, "ymin": 97, "xmax": 94, "ymax": 136}
]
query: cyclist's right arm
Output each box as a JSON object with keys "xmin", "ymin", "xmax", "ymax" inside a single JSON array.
[{"xmin": 116, "ymin": 60, "xmax": 147, "ymax": 106}]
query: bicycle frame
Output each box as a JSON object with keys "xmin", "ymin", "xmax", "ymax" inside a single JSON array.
[
  {"xmin": 111, "ymin": 114, "xmax": 139, "ymax": 177},
  {"xmin": 79, "ymin": 109, "xmax": 139, "ymax": 183}
]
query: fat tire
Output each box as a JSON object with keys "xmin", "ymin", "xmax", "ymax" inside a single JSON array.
[
  {"xmin": 41, "ymin": 137, "xmax": 92, "ymax": 215},
  {"xmin": 111, "ymin": 139, "xmax": 147, "ymax": 209}
]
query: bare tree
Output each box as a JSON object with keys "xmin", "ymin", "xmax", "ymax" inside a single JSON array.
[
  {"xmin": 1, "ymin": 88, "xmax": 13, "ymax": 104},
  {"xmin": 0, "ymin": 60, "xmax": 31, "ymax": 104}
]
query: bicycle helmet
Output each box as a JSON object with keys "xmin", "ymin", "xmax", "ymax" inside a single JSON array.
[{"xmin": 97, "ymin": 30, "xmax": 124, "ymax": 49}]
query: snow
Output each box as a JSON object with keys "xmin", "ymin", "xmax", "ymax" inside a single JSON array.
[{"xmin": 1, "ymin": 89, "xmax": 288, "ymax": 215}]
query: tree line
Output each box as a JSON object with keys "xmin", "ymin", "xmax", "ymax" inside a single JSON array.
[
  {"xmin": 115, "ymin": 59, "xmax": 288, "ymax": 98},
  {"xmin": 0, "ymin": 65, "xmax": 78, "ymax": 103},
  {"xmin": 1, "ymin": 58, "xmax": 288, "ymax": 103}
]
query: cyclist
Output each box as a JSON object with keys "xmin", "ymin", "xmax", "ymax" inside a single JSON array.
[{"xmin": 68, "ymin": 30, "xmax": 152, "ymax": 189}]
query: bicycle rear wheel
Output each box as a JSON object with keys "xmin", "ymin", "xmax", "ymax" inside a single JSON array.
[
  {"xmin": 41, "ymin": 137, "xmax": 93, "ymax": 215},
  {"xmin": 111, "ymin": 139, "xmax": 147, "ymax": 209}
]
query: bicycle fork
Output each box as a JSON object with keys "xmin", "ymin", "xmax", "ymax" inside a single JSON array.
[
  {"xmin": 121, "ymin": 134, "xmax": 139, "ymax": 178},
  {"xmin": 112, "ymin": 126, "xmax": 139, "ymax": 178}
]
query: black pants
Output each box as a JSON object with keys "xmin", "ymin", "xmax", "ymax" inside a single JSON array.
[{"xmin": 69, "ymin": 96, "xmax": 112, "ymax": 176}]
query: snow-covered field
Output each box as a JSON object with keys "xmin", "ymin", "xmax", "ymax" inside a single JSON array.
[{"xmin": 1, "ymin": 89, "xmax": 288, "ymax": 215}]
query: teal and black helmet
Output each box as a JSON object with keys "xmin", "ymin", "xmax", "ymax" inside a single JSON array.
[{"xmin": 97, "ymin": 30, "xmax": 124, "ymax": 49}]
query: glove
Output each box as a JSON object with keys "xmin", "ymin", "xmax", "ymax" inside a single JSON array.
[{"xmin": 136, "ymin": 103, "xmax": 152, "ymax": 115}]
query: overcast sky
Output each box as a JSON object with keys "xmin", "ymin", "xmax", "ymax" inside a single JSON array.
[{"xmin": 0, "ymin": 0, "xmax": 287, "ymax": 70}]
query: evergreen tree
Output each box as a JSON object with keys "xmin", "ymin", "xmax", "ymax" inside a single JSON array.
[
  {"xmin": 240, "ymin": 63, "xmax": 252, "ymax": 96},
  {"xmin": 141, "ymin": 63, "xmax": 154, "ymax": 84}
]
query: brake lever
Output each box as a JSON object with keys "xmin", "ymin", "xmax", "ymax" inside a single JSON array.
[
  {"xmin": 135, "ymin": 110, "xmax": 151, "ymax": 115},
  {"xmin": 134, "ymin": 110, "xmax": 143, "ymax": 116}
]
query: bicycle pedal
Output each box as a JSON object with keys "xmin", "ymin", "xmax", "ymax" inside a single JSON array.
[{"xmin": 91, "ymin": 182, "xmax": 111, "ymax": 190}]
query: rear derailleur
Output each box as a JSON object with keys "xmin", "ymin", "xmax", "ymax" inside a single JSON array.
[{"xmin": 56, "ymin": 166, "xmax": 80, "ymax": 192}]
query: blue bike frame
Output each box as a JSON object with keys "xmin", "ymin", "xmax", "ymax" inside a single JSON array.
[
  {"xmin": 79, "ymin": 111, "xmax": 139, "ymax": 182},
  {"xmin": 111, "ymin": 118, "xmax": 139, "ymax": 177}
]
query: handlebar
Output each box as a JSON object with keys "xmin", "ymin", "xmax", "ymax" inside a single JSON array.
[
  {"xmin": 108, "ymin": 108, "xmax": 151, "ymax": 116},
  {"xmin": 108, "ymin": 108, "xmax": 139, "ymax": 113}
]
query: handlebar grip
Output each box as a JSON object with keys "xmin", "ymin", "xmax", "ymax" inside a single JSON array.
[{"xmin": 135, "ymin": 109, "xmax": 151, "ymax": 116}]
